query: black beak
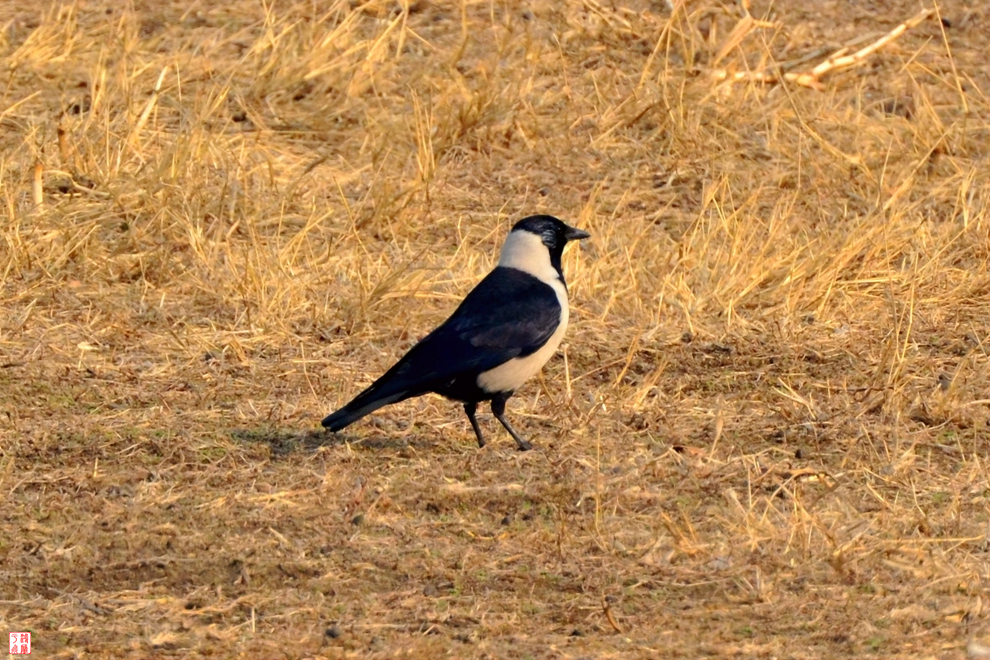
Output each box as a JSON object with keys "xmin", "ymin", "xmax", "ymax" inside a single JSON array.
[{"xmin": 563, "ymin": 225, "xmax": 591, "ymax": 241}]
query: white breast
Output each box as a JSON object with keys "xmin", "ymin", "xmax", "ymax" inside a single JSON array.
[{"xmin": 476, "ymin": 230, "xmax": 569, "ymax": 393}]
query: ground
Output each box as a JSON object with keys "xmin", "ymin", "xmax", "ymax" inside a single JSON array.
[{"xmin": 1, "ymin": 0, "xmax": 989, "ymax": 658}]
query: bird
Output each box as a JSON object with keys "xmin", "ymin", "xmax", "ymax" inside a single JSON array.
[{"xmin": 322, "ymin": 215, "xmax": 590, "ymax": 451}]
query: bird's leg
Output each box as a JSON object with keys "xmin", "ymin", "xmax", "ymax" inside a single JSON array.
[
  {"xmin": 490, "ymin": 393, "xmax": 532, "ymax": 451},
  {"xmin": 463, "ymin": 401, "xmax": 486, "ymax": 448}
]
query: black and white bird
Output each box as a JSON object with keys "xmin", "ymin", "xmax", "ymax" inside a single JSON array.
[{"xmin": 322, "ymin": 215, "xmax": 590, "ymax": 450}]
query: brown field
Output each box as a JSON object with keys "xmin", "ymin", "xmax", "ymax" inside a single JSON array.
[{"xmin": 2, "ymin": 0, "xmax": 989, "ymax": 658}]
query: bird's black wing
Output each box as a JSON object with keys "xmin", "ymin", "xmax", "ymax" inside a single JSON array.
[
  {"xmin": 445, "ymin": 266, "xmax": 562, "ymax": 356},
  {"xmin": 322, "ymin": 267, "xmax": 561, "ymax": 430}
]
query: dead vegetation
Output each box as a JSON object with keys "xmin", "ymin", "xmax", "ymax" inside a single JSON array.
[{"xmin": 1, "ymin": 0, "xmax": 988, "ymax": 658}]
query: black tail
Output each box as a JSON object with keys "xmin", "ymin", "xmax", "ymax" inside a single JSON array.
[
  {"xmin": 323, "ymin": 337, "xmax": 438, "ymax": 432},
  {"xmin": 321, "ymin": 388, "xmax": 410, "ymax": 431}
]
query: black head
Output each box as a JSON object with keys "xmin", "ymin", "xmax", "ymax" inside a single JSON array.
[
  {"xmin": 509, "ymin": 215, "xmax": 590, "ymax": 282},
  {"xmin": 511, "ymin": 215, "xmax": 591, "ymax": 253}
]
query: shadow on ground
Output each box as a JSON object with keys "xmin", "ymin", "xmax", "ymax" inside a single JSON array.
[{"xmin": 230, "ymin": 427, "xmax": 435, "ymax": 456}]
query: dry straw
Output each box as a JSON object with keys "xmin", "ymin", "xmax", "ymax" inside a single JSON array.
[{"xmin": 0, "ymin": 0, "xmax": 988, "ymax": 658}]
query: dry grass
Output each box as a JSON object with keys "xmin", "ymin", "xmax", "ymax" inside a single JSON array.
[{"xmin": 1, "ymin": 0, "xmax": 988, "ymax": 658}]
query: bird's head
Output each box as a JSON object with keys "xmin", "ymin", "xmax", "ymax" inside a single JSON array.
[
  {"xmin": 511, "ymin": 215, "xmax": 591, "ymax": 253},
  {"xmin": 499, "ymin": 215, "xmax": 590, "ymax": 283}
]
